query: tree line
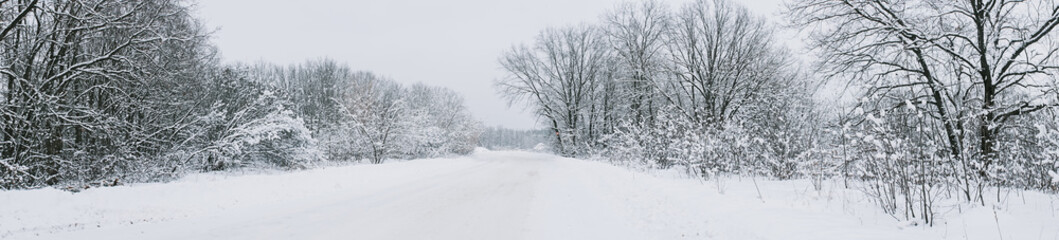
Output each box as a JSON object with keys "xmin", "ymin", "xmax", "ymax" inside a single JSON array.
[
  {"xmin": 498, "ymin": 0, "xmax": 1059, "ymax": 225},
  {"xmin": 478, "ymin": 126, "xmax": 552, "ymax": 151},
  {"xmin": 497, "ymin": 0, "xmax": 815, "ymax": 175},
  {"xmin": 0, "ymin": 0, "xmax": 481, "ymax": 189}
]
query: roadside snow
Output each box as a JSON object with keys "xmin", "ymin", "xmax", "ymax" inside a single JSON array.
[{"xmin": 2, "ymin": 150, "xmax": 1057, "ymax": 240}]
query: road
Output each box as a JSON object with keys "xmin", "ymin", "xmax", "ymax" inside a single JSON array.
[
  {"xmin": 9, "ymin": 150, "xmax": 956, "ymax": 240},
  {"xmin": 21, "ymin": 151, "xmax": 661, "ymax": 240}
]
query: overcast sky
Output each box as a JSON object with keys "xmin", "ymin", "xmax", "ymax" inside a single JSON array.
[{"xmin": 195, "ymin": 0, "xmax": 793, "ymax": 130}]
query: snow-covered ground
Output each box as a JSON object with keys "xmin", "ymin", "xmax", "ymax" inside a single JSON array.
[{"xmin": 2, "ymin": 150, "xmax": 1057, "ymax": 240}]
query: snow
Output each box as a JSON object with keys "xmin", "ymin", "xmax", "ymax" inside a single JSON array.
[{"xmin": 3, "ymin": 150, "xmax": 1058, "ymax": 240}]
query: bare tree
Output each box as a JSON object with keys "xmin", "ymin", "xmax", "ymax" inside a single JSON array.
[
  {"xmin": 662, "ymin": 0, "xmax": 790, "ymax": 126},
  {"xmin": 603, "ymin": 0, "xmax": 671, "ymax": 125},
  {"xmin": 790, "ymin": 0, "xmax": 1059, "ymax": 201},
  {"xmin": 496, "ymin": 25, "xmax": 615, "ymax": 156}
]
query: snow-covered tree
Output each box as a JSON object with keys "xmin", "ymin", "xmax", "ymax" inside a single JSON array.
[
  {"xmin": 497, "ymin": 24, "xmax": 616, "ymax": 156},
  {"xmin": 401, "ymin": 84, "xmax": 481, "ymax": 157},
  {"xmin": 335, "ymin": 73, "xmax": 406, "ymax": 164},
  {"xmin": 789, "ymin": 0, "xmax": 1059, "ymax": 199},
  {"xmin": 0, "ymin": 0, "xmax": 214, "ymax": 188}
]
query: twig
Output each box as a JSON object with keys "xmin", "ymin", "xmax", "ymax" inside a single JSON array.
[
  {"xmin": 992, "ymin": 207, "xmax": 1004, "ymax": 240},
  {"xmin": 752, "ymin": 175, "xmax": 764, "ymax": 202}
]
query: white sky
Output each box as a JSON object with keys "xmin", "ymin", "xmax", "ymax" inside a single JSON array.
[{"xmin": 195, "ymin": 0, "xmax": 793, "ymax": 130}]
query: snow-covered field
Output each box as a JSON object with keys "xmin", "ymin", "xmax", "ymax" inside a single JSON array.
[{"xmin": 2, "ymin": 150, "xmax": 1057, "ymax": 240}]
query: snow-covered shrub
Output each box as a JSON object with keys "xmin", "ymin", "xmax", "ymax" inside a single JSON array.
[
  {"xmin": 845, "ymin": 105, "xmax": 950, "ymax": 226},
  {"xmin": 600, "ymin": 106, "xmax": 760, "ymax": 180},
  {"xmin": 1032, "ymin": 114, "xmax": 1059, "ymax": 191},
  {"xmin": 212, "ymin": 108, "xmax": 319, "ymax": 169},
  {"xmin": 186, "ymin": 71, "xmax": 322, "ymax": 171},
  {"xmin": 316, "ymin": 124, "xmax": 363, "ymax": 162},
  {"xmin": 598, "ymin": 121, "xmax": 651, "ymax": 167},
  {"xmin": 532, "ymin": 143, "xmax": 552, "ymax": 153},
  {"xmin": 972, "ymin": 108, "xmax": 1059, "ymax": 192},
  {"xmin": 600, "ymin": 107, "xmax": 701, "ymax": 171}
]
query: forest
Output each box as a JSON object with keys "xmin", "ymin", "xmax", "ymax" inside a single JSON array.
[
  {"xmin": 496, "ymin": 0, "xmax": 1059, "ymax": 225},
  {"xmin": 0, "ymin": 0, "xmax": 481, "ymax": 189}
]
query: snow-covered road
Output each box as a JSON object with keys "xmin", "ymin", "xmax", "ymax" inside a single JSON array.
[
  {"xmin": 59, "ymin": 152, "xmax": 544, "ymax": 240},
  {"xmin": 4, "ymin": 150, "xmax": 1058, "ymax": 240}
]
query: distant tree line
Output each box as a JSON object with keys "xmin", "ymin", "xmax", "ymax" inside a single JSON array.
[
  {"xmin": 478, "ymin": 126, "xmax": 551, "ymax": 151},
  {"xmin": 499, "ymin": 0, "xmax": 1059, "ymax": 225},
  {"xmin": 0, "ymin": 0, "xmax": 481, "ymax": 189}
]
